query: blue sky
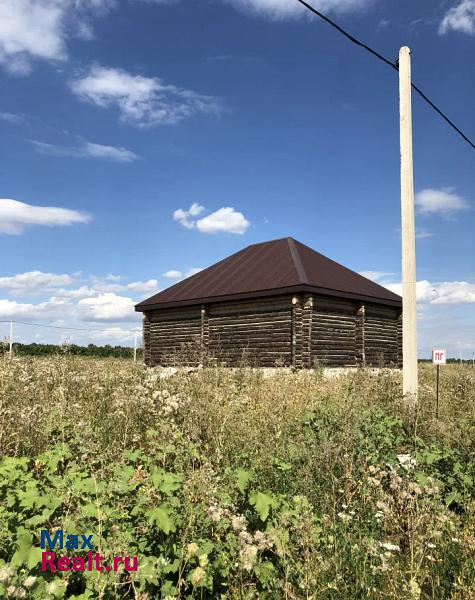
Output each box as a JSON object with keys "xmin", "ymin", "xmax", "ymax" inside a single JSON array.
[{"xmin": 0, "ymin": 0, "xmax": 474, "ymax": 356}]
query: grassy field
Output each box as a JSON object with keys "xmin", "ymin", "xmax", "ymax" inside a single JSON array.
[{"xmin": 0, "ymin": 356, "xmax": 474, "ymax": 599}]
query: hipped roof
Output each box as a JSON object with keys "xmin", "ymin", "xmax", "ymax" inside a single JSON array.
[{"xmin": 136, "ymin": 237, "xmax": 401, "ymax": 311}]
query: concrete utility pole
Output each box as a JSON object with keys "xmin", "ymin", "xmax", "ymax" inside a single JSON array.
[{"xmin": 399, "ymin": 46, "xmax": 418, "ymax": 400}]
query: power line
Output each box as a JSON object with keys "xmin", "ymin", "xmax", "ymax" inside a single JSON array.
[
  {"xmin": 0, "ymin": 319, "xmax": 140, "ymax": 333},
  {"xmin": 295, "ymin": 0, "xmax": 475, "ymax": 151}
]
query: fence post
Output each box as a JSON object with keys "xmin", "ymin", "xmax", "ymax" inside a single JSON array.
[{"xmin": 133, "ymin": 330, "xmax": 138, "ymax": 363}]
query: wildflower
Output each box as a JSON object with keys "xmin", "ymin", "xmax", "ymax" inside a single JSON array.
[
  {"xmin": 240, "ymin": 544, "xmax": 258, "ymax": 571},
  {"xmin": 238, "ymin": 530, "xmax": 253, "ymax": 544},
  {"xmin": 367, "ymin": 476, "xmax": 381, "ymax": 487},
  {"xmin": 186, "ymin": 543, "xmax": 199, "ymax": 557},
  {"xmin": 0, "ymin": 567, "xmax": 13, "ymax": 583},
  {"xmin": 380, "ymin": 542, "xmax": 400, "ymax": 552},
  {"xmin": 337, "ymin": 512, "xmax": 351, "ymax": 525},
  {"xmin": 190, "ymin": 566, "xmax": 206, "ymax": 586},
  {"xmin": 426, "ymin": 542, "xmax": 436, "ymax": 549},
  {"xmin": 231, "ymin": 515, "xmax": 246, "ymax": 531},
  {"xmin": 6, "ymin": 586, "xmax": 16, "ymax": 597},
  {"xmin": 206, "ymin": 505, "xmax": 223, "ymax": 523},
  {"xmin": 24, "ymin": 576, "xmax": 36, "ymax": 588}
]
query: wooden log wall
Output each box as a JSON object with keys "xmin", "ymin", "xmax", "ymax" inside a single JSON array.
[
  {"xmin": 143, "ymin": 294, "xmax": 402, "ymax": 368},
  {"xmin": 311, "ymin": 297, "xmax": 357, "ymax": 368},
  {"xmin": 207, "ymin": 296, "xmax": 293, "ymax": 367},
  {"xmin": 364, "ymin": 303, "xmax": 400, "ymax": 367},
  {"xmin": 146, "ymin": 306, "xmax": 202, "ymax": 366}
]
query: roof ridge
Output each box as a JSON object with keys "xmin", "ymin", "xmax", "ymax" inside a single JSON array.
[{"xmin": 287, "ymin": 237, "xmax": 309, "ymax": 285}]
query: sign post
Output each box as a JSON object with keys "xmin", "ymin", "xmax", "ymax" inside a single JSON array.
[{"xmin": 432, "ymin": 348, "xmax": 446, "ymax": 418}]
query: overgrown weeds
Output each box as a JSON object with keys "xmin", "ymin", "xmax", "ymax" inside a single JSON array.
[{"xmin": 0, "ymin": 356, "xmax": 474, "ymax": 599}]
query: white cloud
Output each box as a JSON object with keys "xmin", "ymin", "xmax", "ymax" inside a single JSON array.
[
  {"xmin": 415, "ymin": 188, "xmax": 469, "ymax": 216},
  {"xmin": 82, "ymin": 142, "xmax": 138, "ymax": 162},
  {"xmin": 196, "ymin": 207, "xmax": 250, "ymax": 234},
  {"xmin": 359, "ymin": 271, "xmax": 395, "ymax": 283},
  {"xmin": 0, "ymin": 296, "xmax": 72, "ymax": 319},
  {"xmin": 0, "ymin": 0, "xmax": 115, "ymax": 75},
  {"xmin": 0, "ymin": 0, "xmax": 67, "ymax": 74},
  {"xmin": 225, "ymin": 0, "xmax": 372, "ymax": 19},
  {"xmin": 173, "ymin": 204, "xmax": 250, "ymax": 234},
  {"xmin": 163, "ymin": 270, "xmax": 183, "ymax": 279},
  {"xmin": 439, "ymin": 0, "xmax": 475, "ymax": 35},
  {"xmin": 70, "ymin": 65, "xmax": 222, "ymax": 127},
  {"xmin": 415, "ymin": 229, "xmax": 434, "ymax": 239},
  {"xmin": 0, "ymin": 112, "xmax": 24, "ymax": 123},
  {"xmin": 172, "ymin": 203, "xmax": 205, "ymax": 229},
  {"xmin": 29, "ymin": 140, "xmax": 139, "ymax": 162},
  {"xmin": 126, "ymin": 279, "xmax": 159, "ymax": 292},
  {"xmin": 0, "ymin": 199, "xmax": 91, "ymax": 234},
  {"xmin": 78, "ymin": 293, "xmax": 135, "ymax": 321},
  {"xmin": 0, "ymin": 271, "xmax": 72, "ymax": 293},
  {"xmin": 384, "ymin": 280, "xmax": 475, "ymax": 305},
  {"xmin": 186, "ymin": 267, "xmax": 204, "ymax": 277}
]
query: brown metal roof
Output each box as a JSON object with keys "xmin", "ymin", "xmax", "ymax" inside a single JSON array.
[{"xmin": 135, "ymin": 237, "xmax": 401, "ymax": 311}]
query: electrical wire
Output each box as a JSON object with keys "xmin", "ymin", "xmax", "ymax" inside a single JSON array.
[
  {"xmin": 0, "ymin": 319, "xmax": 140, "ymax": 333},
  {"xmin": 295, "ymin": 0, "xmax": 475, "ymax": 151}
]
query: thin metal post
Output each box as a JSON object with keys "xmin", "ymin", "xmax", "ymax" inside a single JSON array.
[
  {"xmin": 399, "ymin": 46, "xmax": 418, "ymax": 400},
  {"xmin": 436, "ymin": 364, "xmax": 440, "ymax": 419},
  {"xmin": 9, "ymin": 320, "xmax": 13, "ymax": 358}
]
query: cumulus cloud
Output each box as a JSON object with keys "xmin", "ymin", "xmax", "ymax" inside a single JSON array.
[
  {"xmin": 78, "ymin": 292, "xmax": 135, "ymax": 321},
  {"xmin": 225, "ymin": 0, "xmax": 372, "ymax": 19},
  {"xmin": 0, "ymin": 296, "xmax": 72, "ymax": 319},
  {"xmin": 163, "ymin": 270, "xmax": 183, "ymax": 279},
  {"xmin": 172, "ymin": 203, "xmax": 205, "ymax": 229},
  {"xmin": 29, "ymin": 139, "xmax": 139, "ymax": 162},
  {"xmin": 439, "ymin": 0, "xmax": 475, "ymax": 35},
  {"xmin": 162, "ymin": 267, "xmax": 204, "ymax": 281},
  {"xmin": 196, "ymin": 207, "xmax": 250, "ymax": 234},
  {"xmin": 173, "ymin": 204, "xmax": 250, "ymax": 234},
  {"xmin": 0, "ymin": 271, "xmax": 72, "ymax": 293},
  {"xmin": 0, "ymin": 0, "xmax": 115, "ymax": 75},
  {"xmin": 415, "ymin": 188, "xmax": 469, "ymax": 216},
  {"xmin": 0, "ymin": 199, "xmax": 91, "ymax": 234},
  {"xmin": 384, "ymin": 280, "xmax": 475, "ymax": 305},
  {"xmin": 70, "ymin": 65, "xmax": 222, "ymax": 127}
]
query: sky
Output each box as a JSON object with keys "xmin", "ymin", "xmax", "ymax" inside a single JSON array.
[{"xmin": 0, "ymin": 0, "xmax": 474, "ymax": 356}]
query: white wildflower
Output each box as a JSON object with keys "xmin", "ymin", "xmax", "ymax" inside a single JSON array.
[{"xmin": 380, "ymin": 542, "xmax": 400, "ymax": 552}]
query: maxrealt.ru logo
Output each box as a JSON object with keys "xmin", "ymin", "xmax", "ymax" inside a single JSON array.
[{"xmin": 40, "ymin": 531, "xmax": 138, "ymax": 573}]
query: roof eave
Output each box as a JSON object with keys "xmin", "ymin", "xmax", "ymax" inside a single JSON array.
[{"xmin": 135, "ymin": 285, "xmax": 402, "ymax": 312}]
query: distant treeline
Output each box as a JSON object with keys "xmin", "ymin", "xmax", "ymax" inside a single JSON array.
[
  {"xmin": 418, "ymin": 358, "xmax": 473, "ymax": 365},
  {"xmin": 1, "ymin": 342, "xmax": 143, "ymax": 359}
]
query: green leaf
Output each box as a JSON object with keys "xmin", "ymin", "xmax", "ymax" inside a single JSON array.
[
  {"xmin": 249, "ymin": 491, "xmax": 277, "ymax": 521},
  {"xmin": 445, "ymin": 491, "xmax": 463, "ymax": 506},
  {"xmin": 11, "ymin": 531, "xmax": 42, "ymax": 568},
  {"xmin": 146, "ymin": 504, "xmax": 176, "ymax": 534},
  {"xmin": 150, "ymin": 468, "xmax": 182, "ymax": 495},
  {"xmin": 235, "ymin": 468, "xmax": 253, "ymax": 494}
]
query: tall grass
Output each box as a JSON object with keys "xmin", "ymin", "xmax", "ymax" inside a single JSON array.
[{"xmin": 0, "ymin": 356, "xmax": 474, "ymax": 599}]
